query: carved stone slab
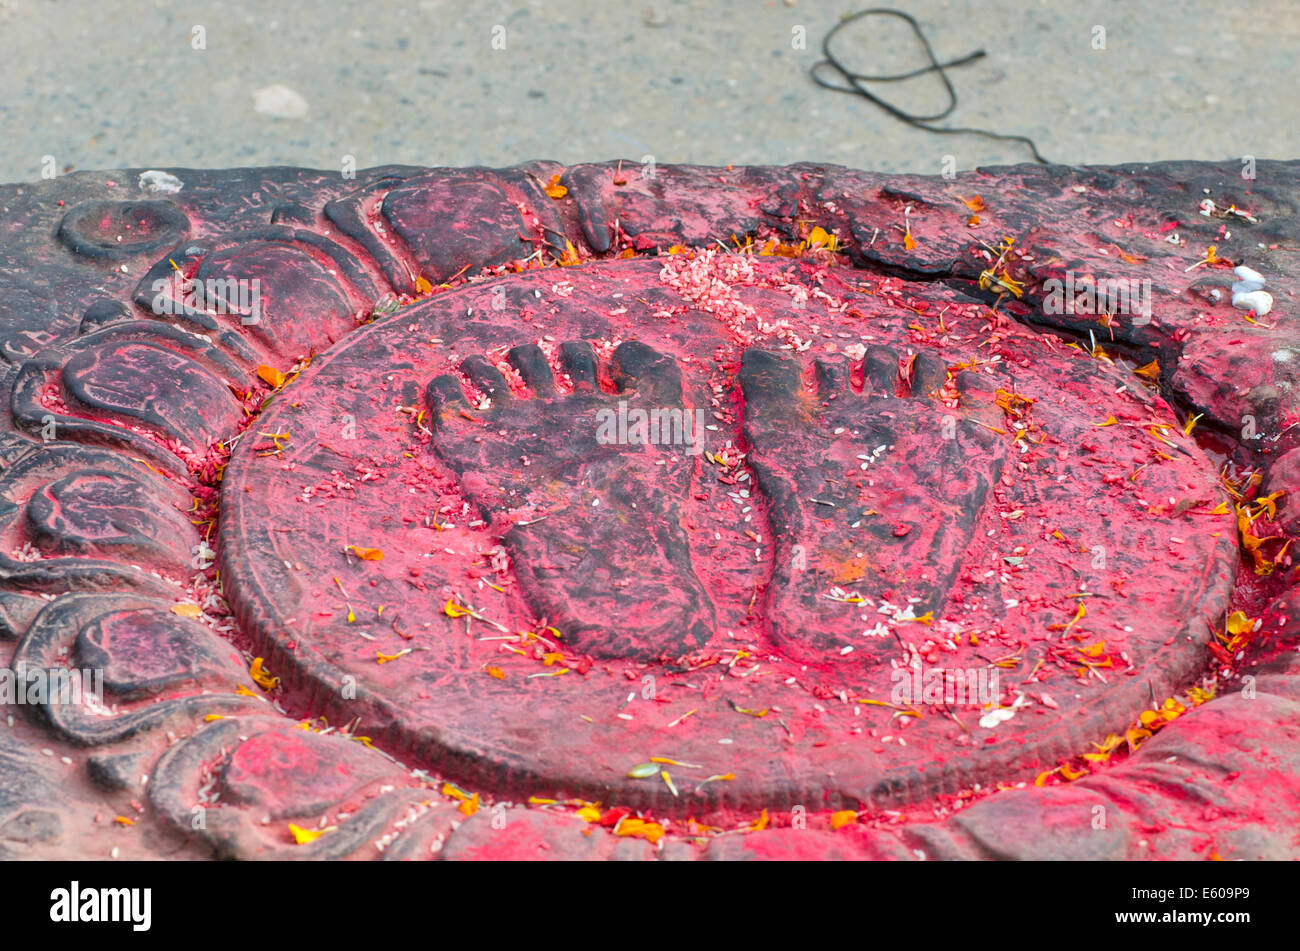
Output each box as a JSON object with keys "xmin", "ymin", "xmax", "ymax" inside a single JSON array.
[{"xmin": 0, "ymin": 160, "xmax": 1296, "ymax": 860}]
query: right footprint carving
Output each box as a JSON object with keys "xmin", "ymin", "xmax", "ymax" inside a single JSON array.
[
  {"xmin": 425, "ymin": 340, "xmax": 713, "ymax": 661},
  {"xmin": 739, "ymin": 347, "xmax": 1006, "ymax": 667}
]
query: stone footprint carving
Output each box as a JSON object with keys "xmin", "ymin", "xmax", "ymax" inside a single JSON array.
[
  {"xmin": 425, "ymin": 340, "xmax": 713, "ymax": 660},
  {"xmin": 739, "ymin": 347, "xmax": 1006, "ymax": 667}
]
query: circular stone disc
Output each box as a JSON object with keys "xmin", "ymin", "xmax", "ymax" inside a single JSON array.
[{"xmin": 219, "ymin": 254, "xmax": 1237, "ymax": 814}]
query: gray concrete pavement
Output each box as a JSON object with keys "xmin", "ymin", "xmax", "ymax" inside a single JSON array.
[{"xmin": 1, "ymin": 0, "xmax": 1297, "ymax": 185}]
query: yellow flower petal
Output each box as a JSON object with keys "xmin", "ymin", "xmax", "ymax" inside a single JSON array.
[
  {"xmin": 614, "ymin": 817, "xmax": 666, "ymax": 843},
  {"xmin": 256, "ymin": 364, "xmax": 287, "ymax": 388},
  {"xmin": 1225, "ymin": 611, "xmax": 1256, "ymax": 637},
  {"xmin": 289, "ymin": 823, "xmax": 332, "ymax": 845},
  {"xmin": 661, "ymin": 770, "xmax": 679, "ymax": 797},
  {"xmin": 830, "ymin": 810, "xmax": 858, "ymax": 830},
  {"xmin": 249, "ymin": 657, "xmax": 280, "ymax": 689},
  {"xmin": 444, "ymin": 599, "xmax": 471, "ymax": 618}
]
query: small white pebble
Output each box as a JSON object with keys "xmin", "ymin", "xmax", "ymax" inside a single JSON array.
[{"xmin": 1232, "ymin": 289, "xmax": 1273, "ymax": 316}]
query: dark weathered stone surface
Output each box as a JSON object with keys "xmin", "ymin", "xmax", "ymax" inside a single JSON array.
[{"xmin": 0, "ymin": 160, "xmax": 1296, "ymax": 859}]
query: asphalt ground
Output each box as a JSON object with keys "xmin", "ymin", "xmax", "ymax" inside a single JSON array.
[{"xmin": 2, "ymin": 0, "xmax": 1298, "ymax": 184}]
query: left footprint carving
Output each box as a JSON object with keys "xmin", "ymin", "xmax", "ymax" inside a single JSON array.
[{"xmin": 425, "ymin": 340, "xmax": 713, "ymax": 661}]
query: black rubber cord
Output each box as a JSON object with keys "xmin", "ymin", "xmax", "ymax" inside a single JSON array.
[{"xmin": 811, "ymin": 8, "xmax": 1052, "ymax": 165}]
